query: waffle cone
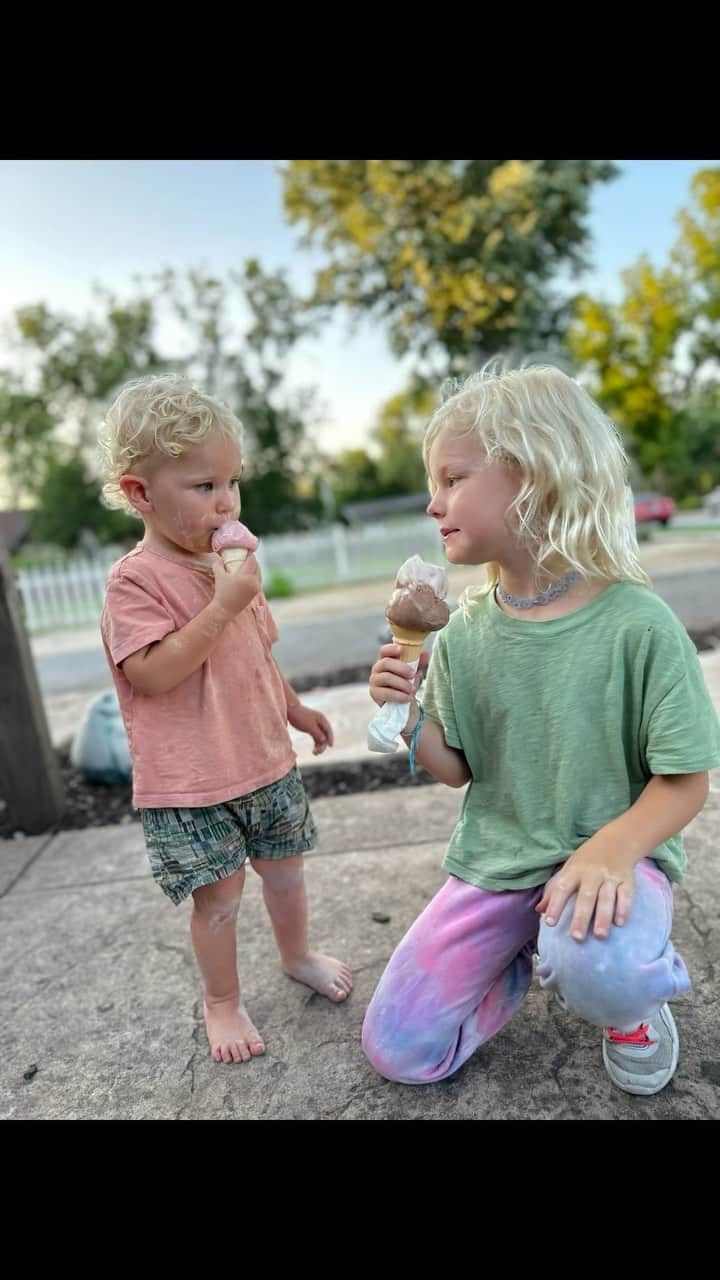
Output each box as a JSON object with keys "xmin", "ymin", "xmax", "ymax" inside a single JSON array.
[
  {"xmin": 390, "ymin": 624, "xmax": 429, "ymax": 663},
  {"xmin": 220, "ymin": 547, "xmax": 249, "ymax": 573}
]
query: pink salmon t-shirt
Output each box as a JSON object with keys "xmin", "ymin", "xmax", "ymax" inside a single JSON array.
[{"xmin": 101, "ymin": 544, "xmax": 296, "ymax": 808}]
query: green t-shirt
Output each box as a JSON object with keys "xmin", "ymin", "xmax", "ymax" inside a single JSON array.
[{"xmin": 422, "ymin": 582, "xmax": 720, "ymax": 891}]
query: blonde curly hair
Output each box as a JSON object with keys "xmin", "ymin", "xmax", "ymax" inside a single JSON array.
[
  {"xmin": 98, "ymin": 374, "xmax": 244, "ymax": 515},
  {"xmin": 422, "ymin": 361, "xmax": 650, "ymax": 605}
]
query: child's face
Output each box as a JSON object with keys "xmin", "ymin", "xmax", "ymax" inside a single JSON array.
[
  {"xmin": 138, "ymin": 432, "xmax": 243, "ymax": 556},
  {"xmin": 426, "ymin": 428, "xmax": 522, "ymax": 566}
]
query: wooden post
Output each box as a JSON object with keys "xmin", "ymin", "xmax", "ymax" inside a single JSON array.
[{"xmin": 0, "ymin": 546, "xmax": 64, "ymax": 834}]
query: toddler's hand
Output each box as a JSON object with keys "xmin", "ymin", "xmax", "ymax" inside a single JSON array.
[
  {"xmin": 210, "ymin": 552, "xmax": 261, "ymax": 616},
  {"xmin": 369, "ymin": 644, "xmax": 428, "ymax": 708},
  {"xmin": 288, "ymin": 704, "xmax": 334, "ymax": 755}
]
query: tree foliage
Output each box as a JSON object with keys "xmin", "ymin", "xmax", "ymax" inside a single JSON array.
[
  {"xmin": 326, "ymin": 448, "xmax": 382, "ymax": 510},
  {"xmin": 281, "ymin": 159, "xmax": 618, "ymax": 371},
  {"xmin": 325, "ymin": 377, "xmax": 437, "ymax": 509},
  {"xmin": 0, "ymin": 265, "xmax": 324, "ymax": 544},
  {"xmin": 372, "ymin": 377, "xmax": 436, "ymax": 494},
  {"xmin": 567, "ymin": 167, "xmax": 720, "ymax": 494},
  {"xmin": 28, "ymin": 452, "xmax": 138, "ymax": 548}
]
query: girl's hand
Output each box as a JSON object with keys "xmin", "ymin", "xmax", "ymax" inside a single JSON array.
[
  {"xmin": 210, "ymin": 552, "xmax": 261, "ymax": 617},
  {"xmin": 288, "ymin": 703, "xmax": 334, "ymax": 755},
  {"xmin": 536, "ymin": 845, "xmax": 636, "ymax": 942},
  {"xmin": 369, "ymin": 644, "xmax": 428, "ymax": 708}
]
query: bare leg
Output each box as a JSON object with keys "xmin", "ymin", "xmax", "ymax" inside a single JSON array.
[
  {"xmin": 191, "ymin": 867, "xmax": 265, "ymax": 1063},
  {"xmin": 252, "ymin": 856, "xmax": 352, "ymax": 1002}
]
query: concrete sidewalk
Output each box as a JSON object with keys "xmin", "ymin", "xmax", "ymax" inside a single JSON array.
[{"xmin": 1, "ymin": 654, "xmax": 719, "ymax": 1120}]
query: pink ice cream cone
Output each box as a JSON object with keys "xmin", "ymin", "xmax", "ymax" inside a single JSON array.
[{"xmin": 211, "ymin": 521, "xmax": 259, "ymax": 573}]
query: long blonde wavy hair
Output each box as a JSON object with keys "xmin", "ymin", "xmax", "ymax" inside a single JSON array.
[
  {"xmin": 422, "ymin": 361, "xmax": 650, "ymax": 608},
  {"xmin": 98, "ymin": 374, "xmax": 244, "ymax": 515}
]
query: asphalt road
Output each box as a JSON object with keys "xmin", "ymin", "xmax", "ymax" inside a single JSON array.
[{"xmin": 31, "ymin": 565, "xmax": 720, "ymax": 694}]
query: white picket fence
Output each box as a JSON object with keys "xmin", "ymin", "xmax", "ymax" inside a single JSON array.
[
  {"xmin": 17, "ymin": 547, "xmax": 120, "ymax": 632},
  {"xmin": 17, "ymin": 518, "xmax": 445, "ymax": 633}
]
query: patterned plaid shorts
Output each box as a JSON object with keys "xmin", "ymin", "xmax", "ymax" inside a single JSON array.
[{"xmin": 140, "ymin": 765, "xmax": 317, "ymax": 905}]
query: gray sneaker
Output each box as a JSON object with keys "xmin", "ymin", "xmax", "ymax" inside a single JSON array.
[{"xmin": 602, "ymin": 1003, "xmax": 679, "ymax": 1096}]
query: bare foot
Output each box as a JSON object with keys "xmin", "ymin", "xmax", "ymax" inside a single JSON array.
[
  {"xmin": 282, "ymin": 952, "xmax": 353, "ymax": 1003},
  {"xmin": 204, "ymin": 998, "xmax": 266, "ymax": 1063}
]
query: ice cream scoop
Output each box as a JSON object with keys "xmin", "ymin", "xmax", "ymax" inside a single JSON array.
[
  {"xmin": 211, "ymin": 520, "xmax": 259, "ymax": 573},
  {"xmin": 385, "ymin": 554, "xmax": 449, "ymax": 659}
]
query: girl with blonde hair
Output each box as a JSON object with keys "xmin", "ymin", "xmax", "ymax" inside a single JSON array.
[{"xmin": 364, "ymin": 363, "xmax": 719, "ymax": 1095}]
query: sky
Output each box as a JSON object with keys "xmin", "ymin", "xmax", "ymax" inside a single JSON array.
[{"xmin": 1, "ymin": 158, "xmax": 717, "ymax": 455}]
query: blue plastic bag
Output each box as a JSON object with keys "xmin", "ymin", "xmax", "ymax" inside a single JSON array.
[{"xmin": 70, "ymin": 689, "xmax": 132, "ymax": 785}]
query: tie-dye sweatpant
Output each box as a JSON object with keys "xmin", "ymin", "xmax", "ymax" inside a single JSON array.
[{"xmin": 361, "ymin": 857, "xmax": 690, "ymax": 1084}]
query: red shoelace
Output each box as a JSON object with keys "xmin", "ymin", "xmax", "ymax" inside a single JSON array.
[{"xmin": 605, "ymin": 1022, "xmax": 654, "ymax": 1047}]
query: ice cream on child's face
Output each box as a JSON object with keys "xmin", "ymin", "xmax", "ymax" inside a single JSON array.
[
  {"xmin": 138, "ymin": 435, "xmax": 243, "ymax": 558},
  {"xmin": 385, "ymin": 555, "xmax": 450, "ymax": 632}
]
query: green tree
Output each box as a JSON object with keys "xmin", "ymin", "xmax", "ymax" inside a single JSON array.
[
  {"xmin": 372, "ymin": 378, "xmax": 437, "ymax": 494},
  {"xmin": 0, "ymin": 387, "xmax": 57, "ymax": 490},
  {"xmin": 281, "ymin": 159, "xmax": 618, "ymax": 371},
  {"xmin": 672, "ymin": 168, "xmax": 720, "ymax": 389},
  {"xmin": 326, "ymin": 448, "xmax": 381, "ymax": 510},
  {"xmin": 567, "ymin": 167, "xmax": 720, "ymax": 495},
  {"xmin": 0, "ymin": 293, "xmax": 159, "ymax": 491},
  {"xmin": 151, "ymin": 265, "xmax": 325, "ymax": 532},
  {"xmin": 0, "ymin": 264, "xmax": 324, "ymax": 540},
  {"xmin": 28, "ymin": 452, "xmax": 138, "ymax": 548},
  {"xmin": 324, "ymin": 379, "xmax": 439, "ymax": 510},
  {"xmin": 663, "ymin": 391, "xmax": 720, "ymax": 499}
]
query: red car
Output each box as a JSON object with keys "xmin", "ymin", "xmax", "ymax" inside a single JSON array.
[{"xmin": 633, "ymin": 491, "xmax": 675, "ymax": 525}]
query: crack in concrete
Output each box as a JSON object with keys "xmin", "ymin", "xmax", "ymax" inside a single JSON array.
[
  {"xmin": 321, "ymin": 1079, "xmax": 389, "ymax": 1120},
  {"xmin": 154, "ymin": 942, "xmax": 187, "ymax": 958},
  {"xmin": 681, "ymin": 885, "xmax": 712, "ymax": 941},
  {"xmin": 0, "ymin": 832, "xmax": 56, "ymax": 898},
  {"xmin": 309, "ymin": 834, "xmax": 458, "ymax": 859},
  {"xmin": 9, "ymin": 872, "xmax": 151, "ymax": 897},
  {"xmin": 179, "ymin": 1001, "xmax": 204, "ymax": 1108},
  {"xmin": 679, "ymin": 885, "xmax": 715, "ymax": 981},
  {"xmin": 547, "ymin": 1021, "xmax": 576, "ymax": 1097},
  {"xmin": 259, "ymin": 1061, "xmax": 290, "ymax": 1117}
]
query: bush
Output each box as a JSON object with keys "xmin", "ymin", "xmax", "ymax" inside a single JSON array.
[
  {"xmin": 264, "ymin": 572, "xmax": 295, "ymax": 598},
  {"xmin": 677, "ymin": 494, "xmax": 703, "ymax": 510}
]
